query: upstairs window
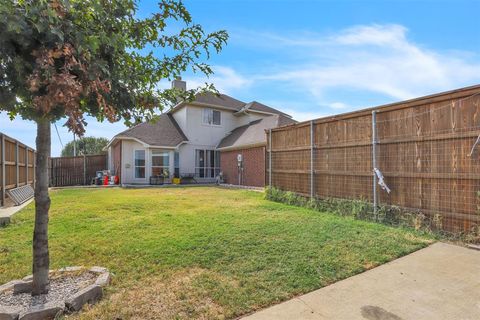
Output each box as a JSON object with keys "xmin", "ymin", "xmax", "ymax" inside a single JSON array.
[{"xmin": 203, "ymin": 108, "xmax": 221, "ymax": 125}]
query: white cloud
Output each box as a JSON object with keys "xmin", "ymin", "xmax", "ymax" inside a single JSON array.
[
  {"xmin": 248, "ymin": 24, "xmax": 480, "ymax": 101},
  {"xmin": 333, "ymin": 24, "xmax": 408, "ymax": 47},
  {"xmin": 328, "ymin": 102, "xmax": 349, "ymax": 110},
  {"xmin": 283, "ymin": 109, "xmax": 330, "ymax": 122},
  {"xmin": 185, "ymin": 66, "xmax": 252, "ymax": 95}
]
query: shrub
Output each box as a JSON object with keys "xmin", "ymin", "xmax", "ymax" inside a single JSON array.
[{"xmin": 265, "ymin": 187, "xmax": 479, "ymax": 242}]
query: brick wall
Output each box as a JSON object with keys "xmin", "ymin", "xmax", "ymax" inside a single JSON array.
[{"xmin": 220, "ymin": 146, "xmax": 265, "ymax": 187}]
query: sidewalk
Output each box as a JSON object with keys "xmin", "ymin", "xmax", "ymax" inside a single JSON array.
[
  {"xmin": 0, "ymin": 199, "xmax": 33, "ymax": 227},
  {"xmin": 243, "ymin": 242, "xmax": 480, "ymax": 320}
]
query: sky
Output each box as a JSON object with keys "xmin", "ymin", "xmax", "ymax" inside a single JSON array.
[{"xmin": 1, "ymin": 0, "xmax": 480, "ymax": 156}]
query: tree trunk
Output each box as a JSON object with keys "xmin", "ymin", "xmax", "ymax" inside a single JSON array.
[{"xmin": 32, "ymin": 118, "xmax": 51, "ymax": 296}]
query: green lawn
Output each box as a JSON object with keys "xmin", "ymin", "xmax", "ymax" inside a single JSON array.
[{"xmin": 0, "ymin": 187, "xmax": 432, "ymax": 319}]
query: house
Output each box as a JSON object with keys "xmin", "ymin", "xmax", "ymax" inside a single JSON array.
[{"xmin": 106, "ymin": 79, "xmax": 296, "ymax": 186}]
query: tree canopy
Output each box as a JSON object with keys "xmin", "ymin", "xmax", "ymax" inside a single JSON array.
[
  {"xmin": 0, "ymin": 0, "xmax": 228, "ymax": 133},
  {"xmin": 61, "ymin": 136, "xmax": 109, "ymax": 156},
  {"xmin": 0, "ymin": 0, "xmax": 228, "ymax": 295}
]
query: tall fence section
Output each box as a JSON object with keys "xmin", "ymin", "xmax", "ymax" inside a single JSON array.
[
  {"xmin": 49, "ymin": 154, "xmax": 107, "ymax": 187},
  {"xmin": 0, "ymin": 133, "xmax": 36, "ymax": 207},
  {"xmin": 267, "ymin": 86, "xmax": 480, "ymax": 233}
]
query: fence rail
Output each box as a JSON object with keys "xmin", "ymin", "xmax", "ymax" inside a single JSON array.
[
  {"xmin": 49, "ymin": 154, "xmax": 107, "ymax": 187},
  {"xmin": 267, "ymin": 85, "xmax": 480, "ymax": 233},
  {"xmin": 0, "ymin": 133, "xmax": 36, "ymax": 207}
]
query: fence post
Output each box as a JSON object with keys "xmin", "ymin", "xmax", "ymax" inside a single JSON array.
[
  {"xmin": 268, "ymin": 129, "xmax": 272, "ymax": 188},
  {"xmin": 310, "ymin": 120, "xmax": 314, "ymax": 198},
  {"xmin": 25, "ymin": 148, "xmax": 29, "ymax": 186},
  {"xmin": 1, "ymin": 134, "xmax": 4, "ymax": 207},
  {"xmin": 372, "ymin": 110, "xmax": 378, "ymax": 219},
  {"xmin": 33, "ymin": 152, "xmax": 36, "ymax": 188},
  {"xmin": 83, "ymin": 155, "xmax": 87, "ymax": 185},
  {"xmin": 15, "ymin": 141, "xmax": 19, "ymax": 187}
]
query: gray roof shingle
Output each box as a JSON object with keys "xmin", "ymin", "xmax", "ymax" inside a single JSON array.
[
  {"xmin": 114, "ymin": 114, "xmax": 187, "ymax": 147},
  {"xmin": 172, "ymin": 93, "xmax": 291, "ymax": 117},
  {"xmin": 217, "ymin": 115, "xmax": 297, "ymax": 150},
  {"xmin": 244, "ymin": 101, "xmax": 291, "ymax": 117},
  {"xmin": 193, "ymin": 93, "xmax": 246, "ymax": 111}
]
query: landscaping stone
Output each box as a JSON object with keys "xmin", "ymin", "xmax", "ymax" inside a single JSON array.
[
  {"xmin": 12, "ymin": 282, "xmax": 32, "ymax": 295},
  {"xmin": 94, "ymin": 273, "xmax": 110, "ymax": 287},
  {"xmin": 1, "ymin": 267, "xmax": 109, "ymax": 319},
  {"xmin": 58, "ymin": 266, "xmax": 84, "ymax": 273},
  {"xmin": 0, "ymin": 282, "xmax": 23, "ymax": 295},
  {"xmin": 19, "ymin": 302, "xmax": 64, "ymax": 320},
  {"xmin": 89, "ymin": 266, "xmax": 107, "ymax": 274},
  {"xmin": 0, "ymin": 217, "xmax": 10, "ymax": 228},
  {"xmin": 0, "ymin": 305, "xmax": 21, "ymax": 320},
  {"xmin": 65, "ymin": 284, "xmax": 102, "ymax": 312}
]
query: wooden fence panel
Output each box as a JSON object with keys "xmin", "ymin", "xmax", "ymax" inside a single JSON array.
[
  {"xmin": 0, "ymin": 133, "xmax": 36, "ymax": 207},
  {"xmin": 267, "ymin": 85, "xmax": 480, "ymax": 233},
  {"xmin": 49, "ymin": 154, "xmax": 107, "ymax": 187}
]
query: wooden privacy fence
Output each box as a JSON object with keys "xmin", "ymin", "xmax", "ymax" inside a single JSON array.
[
  {"xmin": 49, "ymin": 154, "xmax": 107, "ymax": 187},
  {"xmin": 0, "ymin": 133, "xmax": 36, "ymax": 207},
  {"xmin": 267, "ymin": 85, "xmax": 480, "ymax": 233}
]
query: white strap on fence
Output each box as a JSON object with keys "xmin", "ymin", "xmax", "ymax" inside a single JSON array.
[
  {"xmin": 373, "ymin": 168, "xmax": 391, "ymax": 194},
  {"xmin": 468, "ymin": 133, "xmax": 480, "ymax": 157}
]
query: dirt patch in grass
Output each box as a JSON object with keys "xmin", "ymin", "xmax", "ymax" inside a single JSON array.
[{"xmin": 78, "ymin": 268, "xmax": 239, "ymax": 320}]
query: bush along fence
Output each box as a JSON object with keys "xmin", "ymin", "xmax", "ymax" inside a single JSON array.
[
  {"xmin": 0, "ymin": 133, "xmax": 36, "ymax": 207},
  {"xmin": 49, "ymin": 154, "xmax": 107, "ymax": 187},
  {"xmin": 266, "ymin": 85, "xmax": 480, "ymax": 236}
]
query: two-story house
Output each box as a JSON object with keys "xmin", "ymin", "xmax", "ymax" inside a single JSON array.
[{"xmin": 106, "ymin": 79, "xmax": 296, "ymax": 186}]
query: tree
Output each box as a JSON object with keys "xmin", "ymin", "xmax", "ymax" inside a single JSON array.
[
  {"xmin": 61, "ymin": 136, "xmax": 109, "ymax": 156},
  {"xmin": 0, "ymin": 0, "xmax": 227, "ymax": 295}
]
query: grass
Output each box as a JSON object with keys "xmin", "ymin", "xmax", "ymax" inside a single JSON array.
[{"xmin": 0, "ymin": 187, "xmax": 433, "ymax": 319}]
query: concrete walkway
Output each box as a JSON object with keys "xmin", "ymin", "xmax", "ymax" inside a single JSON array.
[
  {"xmin": 0, "ymin": 199, "xmax": 33, "ymax": 226},
  {"xmin": 243, "ymin": 242, "xmax": 480, "ymax": 320}
]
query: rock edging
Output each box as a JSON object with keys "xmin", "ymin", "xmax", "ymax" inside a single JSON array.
[{"xmin": 0, "ymin": 266, "xmax": 110, "ymax": 320}]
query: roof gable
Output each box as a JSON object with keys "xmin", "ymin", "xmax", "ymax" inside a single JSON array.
[
  {"xmin": 217, "ymin": 115, "xmax": 297, "ymax": 150},
  {"xmin": 114, "ymin": 114, "xmax": 187, "ymax": 147}
]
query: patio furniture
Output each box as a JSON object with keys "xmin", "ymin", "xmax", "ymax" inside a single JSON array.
[
  {"xmin": 150, "ymin": 176, "xmax": 166, "ymax": 185},
  {"xmin": 180, "ymin": 173, "xmax": 197, "ymax": 184}
]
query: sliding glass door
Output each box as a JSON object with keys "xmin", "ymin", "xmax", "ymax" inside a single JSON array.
[{"xmin": 195, "ymin": 149, "xmax": 220, "ymax": 178}]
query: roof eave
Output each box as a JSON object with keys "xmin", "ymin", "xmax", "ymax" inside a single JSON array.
[
  {"xmin": 106, "ymin": 136, "xmax": 187, "ymax": 149},
  {"xmin": 217, "ymin": 141, "xmax": 266, "ymax": 152}
]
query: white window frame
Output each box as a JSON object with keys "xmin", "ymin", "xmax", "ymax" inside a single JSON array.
[
  {"xmin": 134, "ymin": 149, "xmax": 146, "ymax": 179},
  {"xmin": 202, "ymin": 108, "xmax": 221, "ymax": 126},
  {"xmin": 151, "ymin": 149, "xmax": 170, "ymax": 177}
]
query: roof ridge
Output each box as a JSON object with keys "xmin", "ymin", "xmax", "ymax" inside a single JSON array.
[{"xmin": 167, "ymin": 113, "xmax": 188, "ymax": 141}]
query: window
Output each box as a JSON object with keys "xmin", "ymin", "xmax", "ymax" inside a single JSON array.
[
  {"xmin": 151, "ymin": 150, "xmax": 170, "ymax": 177},
  {"xmin": 174, "ymin": 151, "xmax": 180, "ymax": 178},
  {"xmin": 202, "ymin": 108, "xmax": 221, "ymax": 125},
  {"xmin": 195, "ymin": 149, "xmax": 220, "ymax": 178},
  {"xmin": 134, "ymin": 150, "xmax": 146, "ymax": 179}
]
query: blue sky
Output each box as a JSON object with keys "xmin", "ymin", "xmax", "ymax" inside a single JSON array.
[{"xmin": 2, "ymin": 0, "xmax": 480, "ymax": 155}]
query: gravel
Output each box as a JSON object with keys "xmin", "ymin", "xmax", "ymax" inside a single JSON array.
[{"xmin": 0, "ymin": 272, "xmax": 96, "ymax": 311}]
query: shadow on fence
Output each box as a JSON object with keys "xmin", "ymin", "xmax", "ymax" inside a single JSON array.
[{"xmin": 266, "ymin": 85, "xmax": 480, "ymax": 234}]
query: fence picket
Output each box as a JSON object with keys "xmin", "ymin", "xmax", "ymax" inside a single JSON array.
[{"xmin": 267, "ymin": 87, "xmax": 480, "ymax": 233}]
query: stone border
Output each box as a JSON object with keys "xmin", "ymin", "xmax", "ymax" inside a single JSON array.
[{"xmin": 0, "ymin": 266, "xmax": 110, "ymax": 320}]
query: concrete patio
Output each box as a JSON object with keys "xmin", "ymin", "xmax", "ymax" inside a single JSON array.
[{"xmin": 243, "ymin": 242, "xmax": 480, "ymax": 320}]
